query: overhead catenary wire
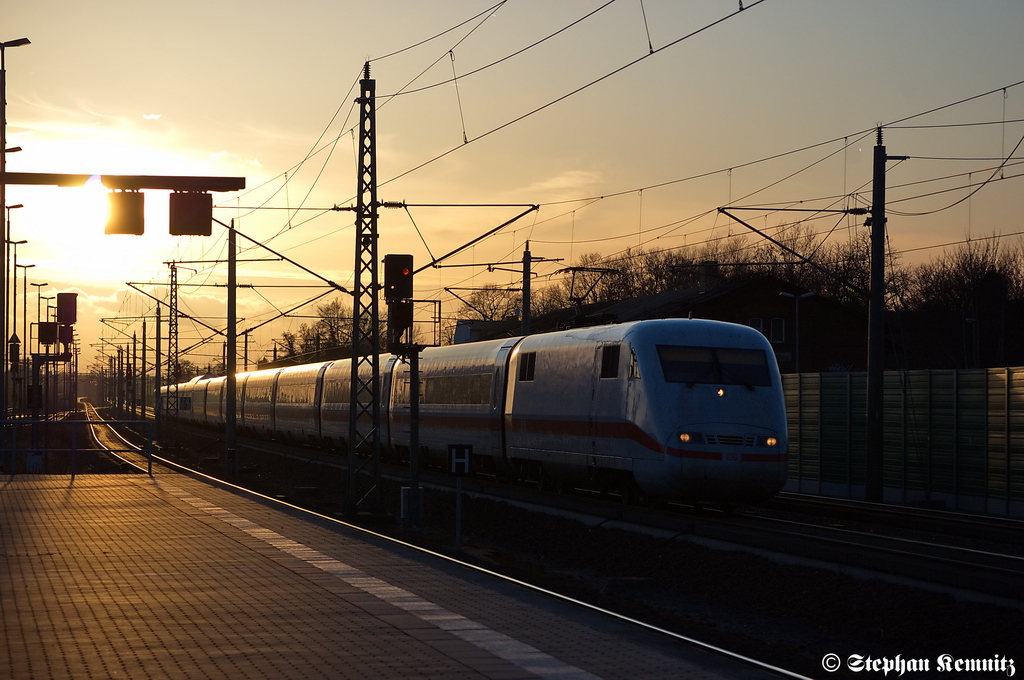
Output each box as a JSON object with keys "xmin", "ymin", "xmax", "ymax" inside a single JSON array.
[
  {"xmin": 377, "ymin": 0, "xmax": 770, "ymax": 190},
  {"xmin": 120, "ymin": 7, "xmax": 1024, "ymax": 358},
  {"xmin": 374, "ymin": 0, "xmax": 620, "ymax": 98}
]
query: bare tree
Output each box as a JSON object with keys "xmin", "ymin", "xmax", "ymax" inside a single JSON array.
[{"xmin": 452, "ymin": 284, "xmax": 522, "ymax": 322}]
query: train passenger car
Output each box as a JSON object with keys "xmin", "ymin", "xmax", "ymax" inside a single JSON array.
[
  {"xmin": 388, "ymin": 337, "xmax": 520, "ymax": 467},
  {"xmin": 239, "ymin": 367, "xmax": 280, "ymax": 437},
  {"xmin": 203, "ymin": 376, "xmax": 226, "ymax": 425},
  {"xmin": 173, "ymin": 376, "xmax": 204, "ymax": 423},
  {"xmin": 319, "ymin": 356, "xmax": 399, "ymax": 451},
  {"xmin": 273, "ymin": 362, "xmax": 330, "ymax": 443}
]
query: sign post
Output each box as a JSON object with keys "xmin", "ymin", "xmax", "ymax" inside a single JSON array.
[{"xmin": 449, "ymin": 444, "xmax": 471, "ymax": 549}]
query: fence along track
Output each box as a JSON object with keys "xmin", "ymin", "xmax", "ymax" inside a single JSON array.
[{"xmin": 784, "ymin": 367, "xmax": 1024, "ymax": 517}]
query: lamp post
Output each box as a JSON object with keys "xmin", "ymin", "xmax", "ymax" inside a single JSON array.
[
  {"xmin": 30, "ymin": 282, "xmax": 47, "ymax": 330},
  {"xmin": 16, "ymin": 263, "xmax": 34, "ymax": 414},
  {"xmin": 5, "ymin": 206, "xmax": 23, "ymax": 416},
  {"xmin": 5, "ymin": 201, "xmax": 22, "ymax": 323},
  {"xmin": 36, "ymin": 295, "xmax": 54, "ymax": 426},
  {"xmin": 1, "ymin": 36, "xmax": 31, "ymax": 428},
  {"xmin": 41, "ymin": 296, "xmax": 54, "ymax": 323},
  {"xmin": 7, "ymin": 241, "xmax": 25, "ymax": 413},
  {"xmin": 779, "ymin": 291, "xmax": 814, "ymax": 374}
]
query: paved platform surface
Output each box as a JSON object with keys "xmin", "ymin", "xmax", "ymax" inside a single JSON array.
[{"xmin": 1, "ymin": 473, "xmax": 784, "ymax": 679}]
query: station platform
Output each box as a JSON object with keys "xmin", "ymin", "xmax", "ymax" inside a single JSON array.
[{"xmin": 1, "ymin": 472, "xmax": 783, "ymax": 679}]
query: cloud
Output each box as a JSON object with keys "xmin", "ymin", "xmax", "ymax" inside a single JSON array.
[
  {"xmin": 142, "ymin": 114, "xmax": 162, "ymax": 120},
  {"xmin": 520, "ymin": 169, "xmax": 604, "ymax": 197}
]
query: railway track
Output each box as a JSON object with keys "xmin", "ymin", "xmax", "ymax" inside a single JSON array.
[
  {"xmin": 81, "ymin": 403, "xmax": 154, "ymax": 474},
  {"xmin": 94, "ymin": 403, "xmax": 1024, "ymax": 607},
  {"xmin": 767, "ymin": 491, "xmax": 1024, "ymax": 546}
]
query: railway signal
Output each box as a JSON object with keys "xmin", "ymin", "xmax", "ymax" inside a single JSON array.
[
  {"xmin": 383, "ymin": 253, "xmax": 414, "ymax": 301},
  {"xmin": 387, "ymin": 300, "xmax": 414, "ymax": 353}
]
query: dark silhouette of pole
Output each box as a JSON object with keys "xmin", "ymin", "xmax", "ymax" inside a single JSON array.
[
  {"xmin": 408, "ymin": 349, "xmax": 421, "ymax": 527},
  {"xmin": 1, "ymin": 37, "xmax": 31, "ymax": 431},
  {"xmin": 866, "ymin": 127, "xmax": 907, "ymax": 503},
  {"xmin": 141, "ymin": 321, "xmax": 147, "ymax": 418},
  {"xmin": 522, "ymin": 243, "xmax": 531, "ymax": 335},
  {"xmin": 225, "ymin": 219, "xmax": 237, "ymax": 479},
  {"xmin": 348, "ymin": 63, "xmax": 383, "ymax": 514},
  {"xmin": 154, "ymin": 307, "xmax": 161, "ymax": 443}
]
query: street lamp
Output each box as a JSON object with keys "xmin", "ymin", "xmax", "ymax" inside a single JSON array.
[
  {"xmin": 2, "ymin": 36, "xmax": 30, "ymax": 424},
  {"xmin": 14, "ymin": 262, "xmax": 33, "ymax": 415},
  {"xmin": 30, "ymin": 282, "xmax": 48, "ymax": 325},
  {"xmin": 5, "ymin": 203, "xmax": 23, "ymax": 369},
  {"xmin": 8, "ymin": 239, "xmax": 26, "ymax": 344},
  {"xmin": 779, "ymin": 291, "xmax": 815, "ymax": 374}
]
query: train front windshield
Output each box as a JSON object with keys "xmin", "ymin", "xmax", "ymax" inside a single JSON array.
[{"xmin": 656, "ymin": 345, "xmax": 771, "ymax": 387}]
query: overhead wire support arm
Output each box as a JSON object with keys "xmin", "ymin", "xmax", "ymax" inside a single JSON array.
[
  {"xmin": 125, "ymin": 283, "xmax": 227, "ymax": 338},
  {"xmin": 176, "ymin": 289, "xmax": 336, "ymax": 358},
  {"xmin": 414, "ymin": 204, "xmax": 540, "ymax": 274},
  {"xmin": 212, "ymin": 217, "xmax": 350, "ymax": 295},
  {"xmin": 718, "ymin": 207, "xmax": 868, "ymax": 298},
  {"xmin": 722, "ymin": 206, "xmax": 870, "ymax": 215}
]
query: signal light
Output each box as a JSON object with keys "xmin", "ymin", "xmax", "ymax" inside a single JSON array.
[
  {"xmin": 169, "ymin": 191, "xmax": 213, "ymax": 236},
  {"xmin": 38, "ymin": 322, "xmax": 59, "ymax": 346},
  {"xmin": 56, "ymin": 292, "xmax": 78, "ymax": 325},
  {"xmin": 106, "ymin": 190, "xmax": 145, "ymax": 235},
  {"xmin": 383, "ymin": 254, "xmax": 414, "ymax": 300}
]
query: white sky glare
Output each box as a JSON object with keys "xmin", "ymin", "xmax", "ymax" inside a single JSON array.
[{"xmin": 4, "ymin": 0, "xmax": 1023, "ymax": 368}]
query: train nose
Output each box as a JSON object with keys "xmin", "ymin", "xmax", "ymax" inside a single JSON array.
[{"xmin": 664, "ymin": 424, "xmax": 787, "ymax": 500}]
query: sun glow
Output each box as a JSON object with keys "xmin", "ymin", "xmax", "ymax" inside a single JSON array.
[{"xmin": 9, "ymin": 182, "xmax": 185, "ymax": 288}]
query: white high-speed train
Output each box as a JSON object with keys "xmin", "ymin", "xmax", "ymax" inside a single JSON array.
[{"xmin": 164, "ymin": 319, "xmax": 789, "ymax": 503}]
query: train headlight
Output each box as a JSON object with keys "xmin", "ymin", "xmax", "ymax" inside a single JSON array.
[
  {"xmin": 716, "ymin": 388, "xmax": 726, "ymax": 397},
  {"xmin": 679, "ymin": 432, "xmax": 705, "ymax": 444},
  {"xmin": 757, "ymin": 436, "xmax": 779, "ymax": 447}
]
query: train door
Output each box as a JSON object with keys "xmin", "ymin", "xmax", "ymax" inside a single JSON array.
[
  {"xmin": 493, "ymin": 338, "xmax": 522, "ymax": 464},
  {"xmin": 379, "ymin": 355, "xmax": 399, "ymax": 452},
  {"xmin": 590, "ymin": 343, "xmax": 624, "ymax": 458}
]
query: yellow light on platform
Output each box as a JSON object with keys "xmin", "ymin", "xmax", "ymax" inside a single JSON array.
[{"xmin": 105, "ymin": 190, "xmax": 145, "ymax": 235}]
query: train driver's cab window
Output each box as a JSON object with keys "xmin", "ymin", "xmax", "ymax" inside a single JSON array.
[
  {"xmin": 600, "ymin": 345, "xmax": 620, "ymax": 379},
  {"xmin": 518, "ymin": 351, "xmax": 537, "ymax": 381},
  {"xmin": 656, "ymin": 345, "xmax": 771, "ymax": 387}
]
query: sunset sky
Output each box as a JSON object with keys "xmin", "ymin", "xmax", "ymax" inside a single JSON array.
[{"xmin": 5, "ymin": 0, "xmax": 1024, "ymax": 370}]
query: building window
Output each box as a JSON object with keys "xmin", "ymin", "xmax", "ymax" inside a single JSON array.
[
  {"xmin": 748, "ymin": 318, "xmax": 764, "ymax": 334},
  {"xmin": 770, "ymin": 318, "xmax": 786, "ymax": 344}
]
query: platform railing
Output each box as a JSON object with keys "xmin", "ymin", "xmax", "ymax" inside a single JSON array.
[{"xmin": 2, "ymin": 419, "xmax": 153, "ymax": 478}]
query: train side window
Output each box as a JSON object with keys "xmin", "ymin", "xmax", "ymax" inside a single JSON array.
[
  {"xmin": 518, "ymin": 352, "xmax": 536, "ymax": 381},
  {"xmin": 600, "ymin": 345, "xmax": 620, "ymax": 379}
]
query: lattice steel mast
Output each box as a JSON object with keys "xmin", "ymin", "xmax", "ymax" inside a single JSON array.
[
  {"xmin": 165, "ymin": 262, "xmax": 179, "ymax": 417},
  {"xmin": 347, "ymin": 63, "xmax": 383, "ymax": 513}
]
